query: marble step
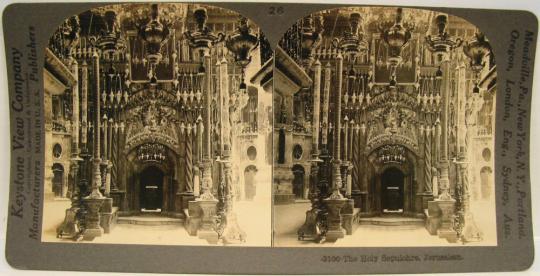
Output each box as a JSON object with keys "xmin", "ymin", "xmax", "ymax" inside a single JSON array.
[
  {"xmin": 358, "ymin": 216, "xmax": 424, "ymax": 227},
  {"xmin": 117, "ymin": 216, "xmax": 184, "ymax": 226}
]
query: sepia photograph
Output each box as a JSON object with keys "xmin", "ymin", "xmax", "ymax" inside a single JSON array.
[
  {"xmin": 42, "ymin": 2, "xmax": 273, "ymax": 246},
  {"xmin": 273, "ymin": 6, "xmax": 497, "ymax": 247}
]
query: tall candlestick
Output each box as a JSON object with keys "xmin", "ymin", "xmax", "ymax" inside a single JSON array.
[
  {"xmin": 81, "ymin": 60, "xmax": 88, "ymax": 145},
  {"xmin": 321, "ymin": 62, "xmax": 331, "ymax": 146},
  {"xmin": 311, "ymin": 59, "xmax": 321, "ymax": 154}
]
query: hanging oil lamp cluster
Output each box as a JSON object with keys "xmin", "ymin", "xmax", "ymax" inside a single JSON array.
[
  {"xmin": 376, "ymin": 145, "xmax": 406, "ymax": 164},
  {"xmin": 416, "ymin": 75, "xmax": 442, "ymax": 111},
  {"xmin": 101, "ymin": 68, "xmax": 130, "ymax": 109},
  {"xmin": 343, "ymin": 73, "xmax": 372, "ymax": 110},
  {"xmin": 137, "ymin": 143, "xmax": 166, "ymax": 162},
  {"xmin": 174, "ymin": 72, "xmax": 204, "ymax": 110}
]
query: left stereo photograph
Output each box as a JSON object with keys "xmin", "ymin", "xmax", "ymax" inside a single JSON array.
[{"xmin": 42, "ymin": 2, "xmax": 273, "ymax": 246}]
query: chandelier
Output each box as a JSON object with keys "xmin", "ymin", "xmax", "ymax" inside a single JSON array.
[
  {"xmin": 463, "ymin": 32, "xmax": 492, "ymax": 93},
  {"xmin": 224, "ymin": 16, "xmax": 259, "ymax": 69},
  {"xmin": 185, "ymin": 8, "xmax": 219, "ymax": 56},
  {"xmin": 299, "ymin": 14, "xmax": 324, "ymax": 68},
  {"xmin": 136, "ymin": 4, "xmax": 172, "ymax": 82},
  {"xmin": 137, "ymin": 143, "xmax": 166, "ymax": 162},
  {"xmin": 381, "ymin": 8, "xmax": 413, "ymax": 67},
  {"xmin": 96, "ymin": 9, "xmax": 126, "ymax": 62},
  {"xmin": 333, "ymin": 12, "xmax": 368, "ymax": 60},
  {"xmin": 425, "ymin": 14, "xmax": 463, "ymax": 64}
]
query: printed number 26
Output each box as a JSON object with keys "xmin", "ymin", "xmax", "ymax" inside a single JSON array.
[{"xmin": 269, "ymin": 6, "xmax": 284, "ymax": 15}]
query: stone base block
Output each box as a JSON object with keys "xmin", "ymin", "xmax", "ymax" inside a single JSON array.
[
  {"xmin": 198, "ymin": 230, "xmax": 219, "ymax": 244},
  {"xmin": 185, "ymin": 200, "xmax": 202, "ymax": 236},
  {"xmin": 56, "ymin": 207, "xmax": 80, "ymax": 239},
  {"xmin": 274, "ymin": 193, "xmax": 295, "ymax": 204},
  {"xmin": 425, "ymin": 201, "xmax": 442, "ymax": 235},
  {"xmin": 438, "ymin": 229, "xmax": 459, "ymax": 243},
  {"xmin": 100, "ymin": 198, "xmax": 114, "ymax": 234},
  {"xmin": 325, "ymin": 228, "xmax": 346, "ymax": 243},
  {"xmin": 298, "ymin": 208, "xmax": 321, "ymax": 241},
  {"xmin": 82, "ymin": 227, "xmax": 103, "ymax": 241}
]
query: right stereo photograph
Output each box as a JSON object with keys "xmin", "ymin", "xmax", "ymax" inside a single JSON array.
[{"xmin": 272, "ymin": 6, "xmax": 497, "ymax": 247}]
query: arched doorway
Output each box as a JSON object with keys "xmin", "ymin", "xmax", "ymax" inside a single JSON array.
[
  {"xmin": 381, "ymin": 167, "xmax": 405, "ymax": 213},
  {"xmin": 292, "ymin": 165, "xmax": 305, "ymax": 199},
  {"xmin": 139, "ymin": 166, "xmax": 164, "ymax": 212},
  {"xmin": 52, "ymin": 163, "xmax": 64, "ymax": 197},
  {"xmin": 244, "ymin": 165, "xmax": 258, "ymax": 200}
]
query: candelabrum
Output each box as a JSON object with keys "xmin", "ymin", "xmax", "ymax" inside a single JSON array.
[{"xmin": 332, "ymin": 12, "xmax": 368, "ymax": 61}]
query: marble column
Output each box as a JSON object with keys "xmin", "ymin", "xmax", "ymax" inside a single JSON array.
[{"xmin": 83, "ymin": 50, "xmax": 104, "ymax": 241}]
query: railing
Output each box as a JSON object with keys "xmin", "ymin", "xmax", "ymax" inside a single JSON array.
[{"xmin": 52, "ymin": 120, "xmax": 68, "ymax": 133}]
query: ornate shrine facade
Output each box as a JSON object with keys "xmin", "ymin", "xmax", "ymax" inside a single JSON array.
[
  {"xmin": 274, "ymin": 7, "xmax": 496, "ymax": 243},
  {"xmin": 45, "ymin": 3, "xmax": 272, "ymax": 244}
]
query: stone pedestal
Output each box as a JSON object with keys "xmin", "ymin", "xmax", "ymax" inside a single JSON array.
[
  {"xmin": 323, "ymin": 198, "xmax": 347, "ymax": 242},
  {"xmin": 197, "ymin": 198, "xmax": 218, "ymax": 244},
  {"xmin": 99, "ymin": 197, "xmax": 114, "ymax": 234},
  {"xmin": 82, "ymin": 197, "xmax": 104, "ymax": 241},
  {"xmin": 436, "ymin": 199, "xmax": 458, "ymax": 243}
]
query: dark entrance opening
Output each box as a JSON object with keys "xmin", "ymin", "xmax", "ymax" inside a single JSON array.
[
  {"xmin": 381, "ymin": 167, "xmax": 404, "ymax": 213},
  {"xmin": 52, "ymin": 163, "xmax": 64, "ymax": 197},
  {"xmin": 292, "ymin": 165, "xmax": 305, "ymax": 199},
  {"xmin": 139, "ymin": 166, "xmax": 164, "ymax": 212},
  {"xmin": 244, "ymin": 165, "xmax": 258, "ymax": 200}
]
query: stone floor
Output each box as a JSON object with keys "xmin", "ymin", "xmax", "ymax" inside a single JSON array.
[
  {"xmin": 273, "ymin": 201, "xmax": 497, "ymax": 247},
  {"xmin": 42, "ymin": 195, "xmax": 272, "ymax": 246}
]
